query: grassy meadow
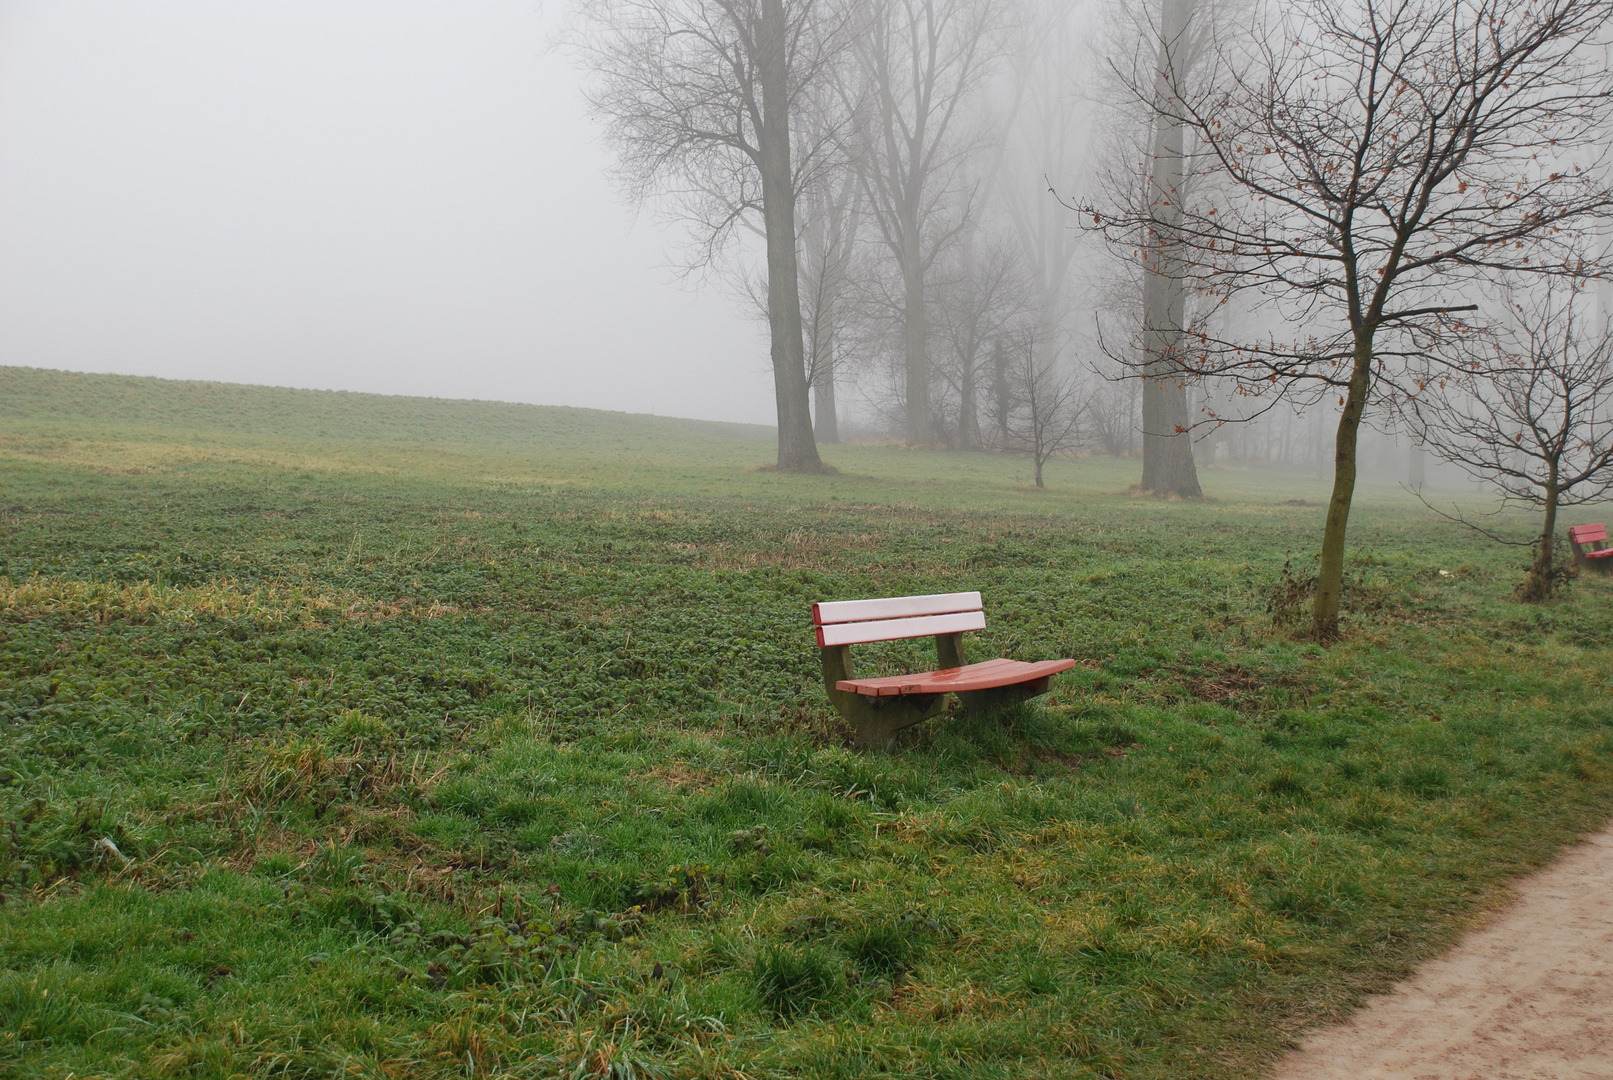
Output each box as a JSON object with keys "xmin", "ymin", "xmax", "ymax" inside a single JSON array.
[{"xmin": 2, "ymin": 364, "xmax": 1612, "ymax": 1079}]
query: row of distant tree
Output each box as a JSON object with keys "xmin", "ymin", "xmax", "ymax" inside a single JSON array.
[
  {"xmin": 575, "ymin": 0, "xmax": 1613, "ymax": 636},
  {"xmin": 573, "ymin": 0, "xmax": 1086, "ymax": 472}
]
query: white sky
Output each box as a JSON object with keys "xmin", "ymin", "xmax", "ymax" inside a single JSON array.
[{"xmin": 0, "ymin": 1, "xmax": 777, "ymax": 425}]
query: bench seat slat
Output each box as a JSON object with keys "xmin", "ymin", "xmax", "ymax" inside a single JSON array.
[
  {"xmin": 1586, "ymin": 548, "xmax": 1613, "ymax": 559},
  {"xmin": 815, "ymin": 610, "xmax": 986, "ymax": 647},
  {"xmin": 813, "ymin": 592, "xmax": 982, "ymax": 626},
  {"xmin": 1569, "ymin": 524, "xmax": 1608, "ymax": 544},
  {"xmin": 836, "ymin": 657, "xmax": 1077, "ymax": 697}
]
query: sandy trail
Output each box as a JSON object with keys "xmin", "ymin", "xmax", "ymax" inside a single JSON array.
[{"xmin": 1272, "ymin": 823, "xmax": 1613, "ymax": 1080}]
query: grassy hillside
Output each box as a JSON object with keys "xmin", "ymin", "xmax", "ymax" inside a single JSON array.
[
  {"xmin": 0, "ymin": 365, "xmax": 775, "ymax": 474},
  {"xmin": 2, "ymin": 366, "xmax": 1611, "ymax": 1079}
]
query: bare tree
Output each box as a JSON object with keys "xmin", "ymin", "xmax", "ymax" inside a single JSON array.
[
  {"xmin": 798, "ymin": 102, "xmax": 863, "ymax": 444},
  {"xmin": 1087, "ymin": 378, "xmax": 1139, "ymax": 457},
  {"xmin": 1005, "ymin": 331, "xmax": 1085, "ymax": 487},
  {"xmin": 996, "ymin": 0, "xmax": 1089, "ymax": 405},
  {"xmin": 935, "ymin": 233, "xmax": 1030, "ymax": 449},
  {"xmin": 1412, "ymin": 281, "xmax": 1613, "ymax": 600},
  {"xmin": 575, "ymin": 0, "xmax": 852, "ymax": 471},
  {"xmin": 1087, "ymin": 0, "xmax": 1613, "ymax": 639},
  {"xmin": 989, "ymin": 335, "xmax": 1012, "ymax": 446},
  {"xmin": 845, "ymin": 0, "xmax": 1003, "ymax": 446}
]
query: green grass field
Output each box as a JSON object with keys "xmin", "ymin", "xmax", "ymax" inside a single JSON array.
[{"xmin": 3, "ymin": 364, "xmax": 1612, "ymax": 1079}]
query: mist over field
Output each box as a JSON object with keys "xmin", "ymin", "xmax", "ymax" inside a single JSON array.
[{"xmin": 0, "ymin": 1, "xmax": 775, "ymax": 424}]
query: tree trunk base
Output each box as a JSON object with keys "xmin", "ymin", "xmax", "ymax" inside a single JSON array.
[
  {"xmin": 1125, "ymin": 484, "xmax": 1202, "ymax": 501},
  {"xmin": 1514, "ymin": 572, "xmax": 1555, "ymax": 603},
  {"xmin": 1310, "ymin": 618, "xmax": 1341, "ymax": 645},
  {"xmin": 759, "ymin": 461, "xmax": 840, "ymax": 475}
]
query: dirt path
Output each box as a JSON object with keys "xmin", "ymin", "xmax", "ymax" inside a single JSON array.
[{"xmin": 1272, "ymin": 823, "xmax": 1613, "ymax": 1080}]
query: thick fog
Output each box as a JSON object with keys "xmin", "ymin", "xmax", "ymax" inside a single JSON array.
[{"xmin": 0, "ymin": 1, "xmax": 777, "ymax": 425}]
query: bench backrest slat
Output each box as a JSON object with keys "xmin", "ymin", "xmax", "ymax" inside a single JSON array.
[
  {"xmin": 1569, "ymin": 523, "xmax": 1608, "ymax": 545},
  {"xmin": 812, "ymin": 591, "xmax": 982, "ymax": 626},
  {"xmin": 816, "ymin": 609, "xmax": 987, "ymax": 648}
]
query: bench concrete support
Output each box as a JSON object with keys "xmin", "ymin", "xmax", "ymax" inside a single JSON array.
[
  {"xmin": 957, "ymin": 676, "xmax": 1052, "ymax": 719},
  {"xmin": 820, "ymin": 643, "xmax": 945, "ymax": 748}
]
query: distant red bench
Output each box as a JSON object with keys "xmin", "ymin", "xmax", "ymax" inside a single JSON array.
[
  {"xmin": 1569, "ymin": 523, "xmax": 1613, "ymax": 568},
  {"xmin": 811, "ymin": 591, "xmax": 1075, "ymax": 748}
]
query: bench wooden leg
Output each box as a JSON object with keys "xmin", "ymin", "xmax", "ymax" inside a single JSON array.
[
  {"xmin": 956, "ymin": 676, "xmax": 1052, "ymax": 719},
  {"xmin": 821, "ymin": 645, "xmax": 946, "ymax": 749}
]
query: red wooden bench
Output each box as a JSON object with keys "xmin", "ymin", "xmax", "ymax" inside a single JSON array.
[
  {"xmin": 1569, "ymin": 523, "xmax": 1613, "ymax": 569},
  {"xmin": 811, "ymin": 591, "xmax": 1075, "ymax": 747}
]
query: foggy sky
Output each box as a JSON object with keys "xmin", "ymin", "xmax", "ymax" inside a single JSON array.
[{"xmin": 0, "ymin": 1, "xmax": 777, "ymax": 425}]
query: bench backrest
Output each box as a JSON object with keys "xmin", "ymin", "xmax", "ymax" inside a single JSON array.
[
  {"xmin": 812, "ymin": 592, "xmax": 985, "ymax": 648},
  {"xmin": 1569, "ymin": 523, "xmax": 1608, "ymax": 546}
]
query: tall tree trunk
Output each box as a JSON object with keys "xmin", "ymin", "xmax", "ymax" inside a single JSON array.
[
  {"xmin": 902, "ymin": 228, "xmax": 931, "ymax": 446},
  {"xmin": 1127, "ymin": 381, "xmax": 1139, "ymax": 456},
  {"xmin": 1313, "ymin": 334, "xmax": 1373, "ymax": 640},
  {"xmin": 992, "ymin": 338, "xmax": 1010, "ymax": 449},
  {"xmin": 757, "ymin": 0, "xmax": 821, "ymax": 472},
  {"xmin": 959, "ymin": 346, "xmax": 980, "ymax": 450},
  {"xmin": 813, "ymin": 344, "xmax": 840, "ymax": 443},
  {"xmin": 1035, "ymin": 294, "xmax": 1061, "ymax": 385},
  {"xmin": 1408, "ymin": 439, "xmax": 1425, "ymax": 488},
  {"xmin": 1139, "ymin": 0, "xmax": 1202, "ymax": 498},
  {"xmin": 1140, "ymin": 377, "xmax": 1200, "ymax": 494}
]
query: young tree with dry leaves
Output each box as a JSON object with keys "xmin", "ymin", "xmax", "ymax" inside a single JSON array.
[
  {"xmin": 1088, "ymin": 0, "xmax": 1613, "ymax": 638},
  {"xmin": 1410, "ymin": 281, "xmax": 1613, "ymax": 600}
]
